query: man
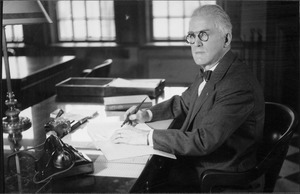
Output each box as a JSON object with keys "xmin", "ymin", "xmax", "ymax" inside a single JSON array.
[{"xmin": 111, "ymin": 4, "xmax": 265, "ymax": 192}]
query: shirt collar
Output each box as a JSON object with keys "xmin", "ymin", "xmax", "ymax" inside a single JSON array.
[{"xmin": 205, "ymin": 62, "xmax": 218, "ymax": 72}]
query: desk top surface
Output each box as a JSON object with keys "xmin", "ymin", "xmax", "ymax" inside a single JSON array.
[
  {"xmin": 3, "ymin": 95, "xmax": 134, "ymax": 193},
  {"xmin": 2, "ymin": 55, "xmax": 75, "ymax": 79},
  {"xmin": 3, "ymin": 87, "xmax": 187, "ymax": 193}
]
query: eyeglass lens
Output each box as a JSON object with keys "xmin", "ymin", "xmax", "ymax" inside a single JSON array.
[{"xmin": 186, "ymin": 31, "xmax": 209, "ymax": 44}]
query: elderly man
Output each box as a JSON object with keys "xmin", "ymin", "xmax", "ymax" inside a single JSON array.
[{"xmin": 111, "ymin": 4, "xmax": 265, "ymax": 192}]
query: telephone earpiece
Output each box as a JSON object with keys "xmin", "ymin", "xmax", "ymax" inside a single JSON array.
[
  {"xmin": 53, "ymin": 149, "xmax": 73, "ymax": 169},
  {"xmin": 44, "ymin": 134, "xmax": 75, "ymax": 169}
]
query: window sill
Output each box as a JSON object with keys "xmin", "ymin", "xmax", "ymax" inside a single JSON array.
[
  {"xmin": 7, "ymin": 43, "xmax": 25, "ymax": 48},
  {"xmin": 50, "ymin": 42, "xmax": 118, "ymax": 48}
]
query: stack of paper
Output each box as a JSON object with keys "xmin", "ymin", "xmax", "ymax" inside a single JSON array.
[
  {"xmin": 108, "ymin": 78, "xmax": 162, "ymax": 88},
  {"xmin": 103, "ymin": 95, "xmax": 152, "ymax": 111},
  {"xmin": 86, "ymin": 120, "xmax": 176, "ymax": 161}
]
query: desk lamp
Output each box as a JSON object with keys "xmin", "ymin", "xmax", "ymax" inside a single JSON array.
[{"xmin": 2, "ymin": 0, "xmax": 52, "ymax": 135}]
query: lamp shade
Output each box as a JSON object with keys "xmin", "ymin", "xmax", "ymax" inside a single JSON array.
[{"xmin": 3, "ymin": 0, "xmax": 52, "ymax": 25}]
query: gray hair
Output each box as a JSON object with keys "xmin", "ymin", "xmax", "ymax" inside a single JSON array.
[{"xmin": 191, "ymin": 4, "xmax": 232, "ymax": 35}]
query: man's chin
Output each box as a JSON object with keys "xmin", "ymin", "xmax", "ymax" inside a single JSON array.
[{"xmin": 194, "ymin": 61, "xmax": 208, "ymax": 67}]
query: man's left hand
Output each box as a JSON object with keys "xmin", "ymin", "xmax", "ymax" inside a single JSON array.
[{"xmin": 110, "ymin": 125, "xmax": 149, "ymax": 145}]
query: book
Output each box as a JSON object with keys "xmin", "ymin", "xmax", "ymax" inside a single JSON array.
[{"xmin": 103, "ymin": 95, "xmax": 152, "ymax": 111}]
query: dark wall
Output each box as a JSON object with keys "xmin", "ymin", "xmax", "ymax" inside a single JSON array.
[
  {"xmin": 9, "ymin": 0, "xmax": 300, "ymax": 114},
  {"xmin": 264, "ymin": 1, "xmax": 299, "ymax": 112}
]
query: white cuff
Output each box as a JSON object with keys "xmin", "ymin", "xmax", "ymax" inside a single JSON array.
[
  {"xmin": 146, "ymin": 109, "xmax": 153, "ymax": 122},
  {"xmin": 148, "ymin": 129, "xmax": 154, "ymax": 147}
]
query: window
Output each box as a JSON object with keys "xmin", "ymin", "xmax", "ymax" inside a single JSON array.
[
  {"xmin": 151, "ymin": 0, "xmax": 216, "ymax": 41},
  {"xmin": 4, "ymin": 25, "xmax": 24, "ymax": 42},
  {"xmin": 56, "ymin": 0, "xmax": 115, "ymax": 42}
]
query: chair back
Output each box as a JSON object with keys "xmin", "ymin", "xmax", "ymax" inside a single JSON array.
[
  {"xmin": 200, "ymin": 102, "xmax": 298, "ymax": 192},
  {"xmin": 84, "ymin": 59, "xmax": 112, "ymax": 77},
  {"xmin": 256, "ymin": 102, "xmax": 298, "ymax": 192}
]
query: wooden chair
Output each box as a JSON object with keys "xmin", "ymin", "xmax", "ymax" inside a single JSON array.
[
  {"xmin": 81, "ymin": 59, "xmax": 112, "ymax": 77},
  {"xmin": 200, "ymin": 102, "xmax": 298, "ymax": 192}
]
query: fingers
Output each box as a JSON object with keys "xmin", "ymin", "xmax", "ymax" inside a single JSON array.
[
  {"xmin": 128, "ymin": 114, "xmax": 137, "ymax": 120},
  {"xmin": 110, "ymin": 128, "xmax": 130, "ymax": 144},
  {"xmin": 110, "ymin": 127, "xmax": 147, "ymax": 145},
  {"xmin": 125, "ymin": 106, "xmax": 137, "ymax": 117},
  {"xmin": 124, "ymin": 106, "xmax": 150, "ymax": 126}
]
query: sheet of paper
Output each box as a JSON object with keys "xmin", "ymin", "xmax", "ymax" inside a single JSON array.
[
  {"xmin": 108, "ymin": 78, "xmax": 161, "ymax": 88},
  {"xmin": 62, "ymin": 116, "xmax": 122, "ymax": 149},
  {"xmin": 62, "ymin": 125, "xmax": 96, "ymax": 149},
  {"xmin": 77, "ymin": 149, "xmax": 149, "ymax": 178},
  {"xmin": 87, "ymin": 120, "xmax": 176, "ymax": 161}
]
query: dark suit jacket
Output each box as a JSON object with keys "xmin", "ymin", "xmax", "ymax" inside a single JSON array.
[{"xmin": 149, "ymin": 50, "xmax": 265, "ymax": 175}]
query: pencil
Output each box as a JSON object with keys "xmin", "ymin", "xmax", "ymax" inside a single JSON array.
[{"xmin": 121, "ymin": 97, "xmax": 148, "ymax": 127}]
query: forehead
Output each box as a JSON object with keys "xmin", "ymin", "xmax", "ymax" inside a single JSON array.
[{"xmin": 189, "ymin": 15, "xmax": 216, "ymax": 32}]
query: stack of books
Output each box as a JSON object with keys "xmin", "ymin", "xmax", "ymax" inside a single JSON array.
[{"xmin": 103, "ymin": 95, "xmax": 152, "ymax": 111}]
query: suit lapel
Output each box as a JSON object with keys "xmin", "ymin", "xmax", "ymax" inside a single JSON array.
[
  {"xmin": 181, "ymin": 74, "xmax": 203, "ymax": 131},
  {"xmin": 187, "ymin": 51, "xmax": 238, "ymax": 129}
]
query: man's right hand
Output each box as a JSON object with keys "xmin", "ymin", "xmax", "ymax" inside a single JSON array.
[{"xmin": 124, "ymin": 106, "xmax": 151, "ymax": 126}]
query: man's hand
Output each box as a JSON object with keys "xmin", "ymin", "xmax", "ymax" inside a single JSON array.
[
  {"xmin": 110, "ymin": 125, "xmax": 149, "ymax": 145},
  {"xmin": 124, "ymin": 107, "xmax": 151, "ymax": 126}
]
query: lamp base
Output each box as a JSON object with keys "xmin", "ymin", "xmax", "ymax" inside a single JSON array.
[
  {"xmin": 2, "ymin": 91, "xmax": 31, "ymax": 134},
  {"xmin": 3, "ymin": 116, "xmax": 32, "ymax": 134}
]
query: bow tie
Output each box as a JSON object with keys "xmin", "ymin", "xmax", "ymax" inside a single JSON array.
[{"xmin": 200, "ymin": 69, "xmax": 212, "ymax": 82}]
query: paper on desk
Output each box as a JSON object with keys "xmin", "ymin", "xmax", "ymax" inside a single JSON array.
[
  {"xmin": 59, "ymin": 109, "xmax": 99, "ymax": 149},
  {"xmin": 108, "ymin": 78, "xmax": 160, "ymax": 88},
  {"xmin": 77, "ymin": 149, "xmax": 149, "ymax": 178},
  {"xmin": 62, "ymin": 125, "xmax": 96, "ymax": 149},
  {"xmin": 87, "ymin": 120, "xmax": 176, "ymax": 161}
]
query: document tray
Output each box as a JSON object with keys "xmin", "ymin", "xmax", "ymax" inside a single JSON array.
[{"xmin": 55, "ymin": 77, "xmax": 165, "ymax": 102}]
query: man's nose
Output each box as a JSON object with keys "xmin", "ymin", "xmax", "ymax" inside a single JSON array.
[{"xmin": 195, "ymin": 37, "xmax": 203, "ymax": 47}]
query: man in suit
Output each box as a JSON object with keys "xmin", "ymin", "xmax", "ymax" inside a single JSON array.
[{"xmin": 111, "ymin": 4, "xmax": 265, "ymax": 192}]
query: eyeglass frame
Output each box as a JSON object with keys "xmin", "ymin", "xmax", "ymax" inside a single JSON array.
[{"xmin": 186, "ymin": 31, "xmax": 209, "ymax": 44}]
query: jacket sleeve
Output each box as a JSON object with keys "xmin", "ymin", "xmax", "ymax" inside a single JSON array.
[{"xmin": 149, "ymin": 76, "xmax": 199, "ymax": 122}]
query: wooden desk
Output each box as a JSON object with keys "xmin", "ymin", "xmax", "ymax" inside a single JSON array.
[
  {"xmin": 2, "ymin": 56, "xmax": 77, "ymax": 111},
  {"xmin": 3, "ymin": 87, "xmax": 186, "ymax": 193}
]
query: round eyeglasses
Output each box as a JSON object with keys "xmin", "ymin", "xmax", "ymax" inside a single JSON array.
[{"xmin": 186, "ymin": 31, "xmax": 209, "ymax": 44}]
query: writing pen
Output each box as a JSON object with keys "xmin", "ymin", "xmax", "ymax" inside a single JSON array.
[
  {"xmin": 70, "ymin": 117, "xmax": 89, "ymax": 131},
  {"xmin": 68, "ymin": 112, "xmax": 98, "ymax": 135},
  {"xmin": 121, "ymin": 97, "xmax": 148, "ymax": 127}
]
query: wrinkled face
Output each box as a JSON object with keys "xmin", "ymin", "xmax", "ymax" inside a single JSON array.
[{"xmin": 189, "ymin": 15, "xmax": 228, "ymax": 69}]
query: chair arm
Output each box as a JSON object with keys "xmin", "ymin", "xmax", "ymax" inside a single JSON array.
[{"xmin": 200, "ymin": 168, "xmax": 261, "ymax": 192}]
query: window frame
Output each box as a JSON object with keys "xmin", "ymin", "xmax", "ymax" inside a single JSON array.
[
  {"xmin": 4, "ymin": 25, "xmax": 24, "ymax": 43},
  {"xmin": 48, "ymin": 0, "xmax": 116, "ymax": 43},
  {"xmin": 148, "ymin": 0, "xmax": 221, "ymax": 43}
]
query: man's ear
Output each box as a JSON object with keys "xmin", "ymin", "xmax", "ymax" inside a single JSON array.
[{"xmin": 224, "ymin": 33, "xmax": 232, "ymax": 47}]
